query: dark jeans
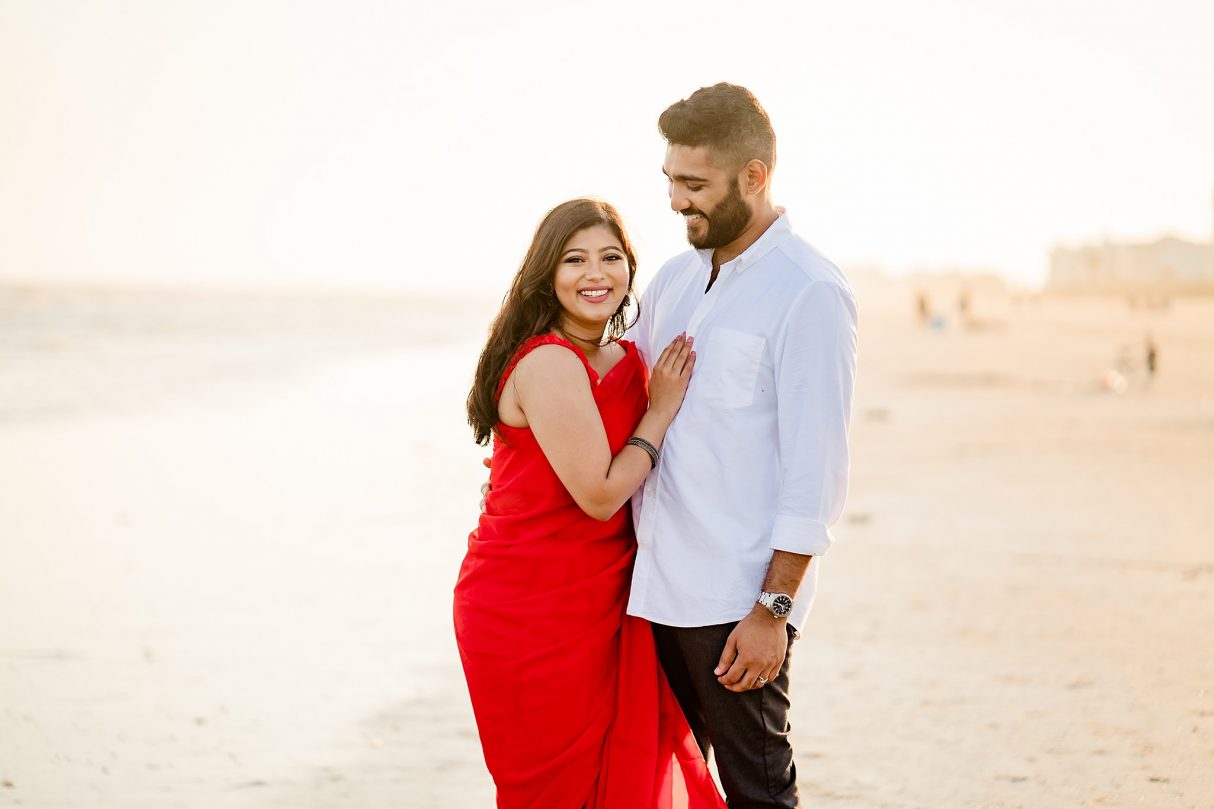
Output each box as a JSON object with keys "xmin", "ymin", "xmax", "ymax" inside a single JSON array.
[{"xmin": 651, "ymin": 621, "xmax": 800, "ymax": 809}]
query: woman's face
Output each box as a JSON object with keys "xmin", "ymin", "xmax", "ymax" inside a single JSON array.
[{"xmin": 552, "ymin": 224, "xmax": 630, "ymax": 336}]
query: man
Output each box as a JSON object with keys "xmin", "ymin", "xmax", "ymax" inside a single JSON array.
[{"xmin": 627, "ymin": 82, "xmax": 858, "ymax": 808}]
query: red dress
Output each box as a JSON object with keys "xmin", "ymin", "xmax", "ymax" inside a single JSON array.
[{"xmin": 454, "ymin": 335, "xmax": 725, "ymax": 809}]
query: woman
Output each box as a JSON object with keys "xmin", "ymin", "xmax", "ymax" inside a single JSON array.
[{"xmin": 454, "ymin": 198, "xmax": 725, "ymax": 808}]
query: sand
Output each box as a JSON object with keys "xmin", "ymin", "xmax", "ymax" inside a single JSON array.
[{"xmin": 1, "ymin": 282, "xmax": 1211, "ymax": 808}]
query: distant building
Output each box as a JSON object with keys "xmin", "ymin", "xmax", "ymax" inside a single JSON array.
[{"xmin": 1049, "ymin": 197, "xmax": 1214, "ymax": 293}]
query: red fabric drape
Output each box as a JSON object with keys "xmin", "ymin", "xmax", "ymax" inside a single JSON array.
[{"xmin": 454, "ymin": 335, "xmax": 724, "ymax": 809}]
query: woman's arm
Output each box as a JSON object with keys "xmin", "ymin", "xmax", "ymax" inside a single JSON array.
[{"xmin": 510, "ymin": 336, "xmax": 693, "ymax": 521}]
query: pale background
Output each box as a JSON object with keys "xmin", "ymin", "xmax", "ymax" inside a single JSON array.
[{"xmin": 3, "ymin": 0, "xmax": 1213, "ymax": 293}]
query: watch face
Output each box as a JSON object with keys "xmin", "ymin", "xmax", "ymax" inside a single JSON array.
[{"xmin": 772, "ymin": 595, "xmax": 793, "ymax": 617}]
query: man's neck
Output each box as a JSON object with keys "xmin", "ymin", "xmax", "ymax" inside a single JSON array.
[{"xmin": 711, "ymin": 204, "xmax": 780, "ymax": 271}]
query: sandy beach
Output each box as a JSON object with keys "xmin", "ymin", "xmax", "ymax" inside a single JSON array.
[{"xmin": 1, "ymin": 281, "xmax": 1211, "ymax": 808}]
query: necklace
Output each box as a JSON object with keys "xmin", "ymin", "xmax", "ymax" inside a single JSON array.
[{"xmin": 556, "ymin": 325, "xmax": 608, "ymax": 349}]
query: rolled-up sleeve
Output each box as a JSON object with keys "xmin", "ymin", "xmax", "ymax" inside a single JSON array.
[{"xmin": 769, "ymin": 280, "xmax": 858, "ymax": 556}]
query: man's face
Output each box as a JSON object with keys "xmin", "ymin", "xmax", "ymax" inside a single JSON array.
[{"xmin": 662, "ymin": 144, "xmax": 753, "ymax": 250}]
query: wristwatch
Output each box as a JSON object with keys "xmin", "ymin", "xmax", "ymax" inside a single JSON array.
[{"xmin": 757, "ymin": 591, "xmax": 794, "ymax": 618}]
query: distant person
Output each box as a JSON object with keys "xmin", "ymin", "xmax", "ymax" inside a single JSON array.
[
  {"xmin": 454, "ymin": 198, "xmax": 724, "ymax": 807},
  {"xmin": 917, "ymin": 290, "xmax": 931, "ymax": 326},
  {"xmin": 1145, "ymin": 333, "xmax": 1158, "ymax": 381}
]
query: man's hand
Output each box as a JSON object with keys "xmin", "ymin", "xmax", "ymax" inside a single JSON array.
[
  {"xmin": 479, "ymin": 456, "xmax": 492, "ymax": 512},
  {"xmin": 714, "ymin": 606, "xmax": 788, "ymax": 692}
]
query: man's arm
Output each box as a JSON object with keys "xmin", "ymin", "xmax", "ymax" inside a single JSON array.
[
  {"xmin": 715, "ymin": 550, "xmax": 811, "ymax": 691},
  {"xmin": 715, "ymin": 280, "xmax": 859, "ymax": 693}
]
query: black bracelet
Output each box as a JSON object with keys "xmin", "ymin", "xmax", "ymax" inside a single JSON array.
[{"xmin": 625, "ymin": 437, "xmax": 659, "ymax": 469}]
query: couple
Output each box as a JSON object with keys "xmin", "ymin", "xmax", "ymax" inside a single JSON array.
[{"xmin": 453, "ymin": 83, "xmax": 859, "ymax": 808}]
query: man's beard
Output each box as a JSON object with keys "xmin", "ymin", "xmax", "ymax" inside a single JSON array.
[{"xmin": 685, "ymin": 178, "xmax": 752, "ymax": 249}]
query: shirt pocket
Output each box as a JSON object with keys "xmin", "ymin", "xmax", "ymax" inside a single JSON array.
[{"xmin": 700, "ymin": 328, "xmax": 766, "ymax": 409}]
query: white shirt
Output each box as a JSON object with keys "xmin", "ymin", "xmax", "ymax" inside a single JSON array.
[{"xmin": 626, "ymin": 211, "xmax": 858, "ymax": 631}]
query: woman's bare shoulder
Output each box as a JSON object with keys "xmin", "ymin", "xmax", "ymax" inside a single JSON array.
[
  {"xmin": 500, "ymin": 343, "xmax": 591, "ymax": 427},
  {"xmin": 513, "ymin": 342, "xmax": 588, "ymax": 385},
  {"xmin": 512, "ymin": 340, "xmax": 587, "ymax": 391}
]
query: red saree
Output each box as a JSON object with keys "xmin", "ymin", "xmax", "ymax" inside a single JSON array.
[{"xmin": 453, "ymin": 335, "xmax": 724, "ymax": 808}]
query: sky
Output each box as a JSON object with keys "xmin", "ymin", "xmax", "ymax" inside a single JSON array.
[{"xmin": 1, "ymin": 0, "xmax": 1212, "ymax": 294}]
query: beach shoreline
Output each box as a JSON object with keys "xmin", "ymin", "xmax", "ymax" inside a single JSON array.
[{"xmin": 2, "ymin": 283, "xmax": 1212, "ymax": 807}]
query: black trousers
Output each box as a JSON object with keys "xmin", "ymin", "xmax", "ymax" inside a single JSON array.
[{"xmin": 651, "ymin": 622, "xmax": 800, "ymax": 809}]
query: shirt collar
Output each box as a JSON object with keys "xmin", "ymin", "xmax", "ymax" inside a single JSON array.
[{"xmin": 696, "ymin": 208, "xmax": 793, "ymax": 275}]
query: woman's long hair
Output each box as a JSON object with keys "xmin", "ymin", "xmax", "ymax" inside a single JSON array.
[{"xmin": 467, "ymin": 198, "xmax": 638, "ymax": 446}]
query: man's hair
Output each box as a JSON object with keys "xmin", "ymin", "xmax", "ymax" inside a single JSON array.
[{"xmin": 658, "ymin": 83, "xmax": 776, "ymax": 173}]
